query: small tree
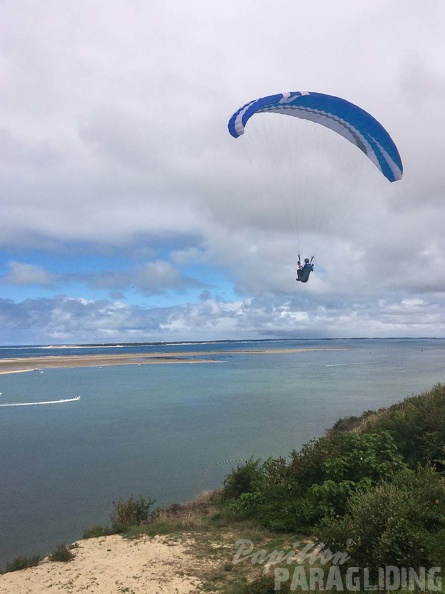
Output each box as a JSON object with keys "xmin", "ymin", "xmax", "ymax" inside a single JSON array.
[
  {"xmin": 110, "ymin": 494, "xmax": 156, "ymax": 526},
  {"xmin": 222, "ymin": 459, "xmax": 264, "ymax": 501}
]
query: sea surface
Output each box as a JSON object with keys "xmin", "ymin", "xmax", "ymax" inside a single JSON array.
[{"xmin": 0, "ymin": 338, "xmax": 444, "ymax": 568}]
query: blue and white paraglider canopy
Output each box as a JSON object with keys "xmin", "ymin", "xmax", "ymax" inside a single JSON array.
[{"xmin": 228, "ymin": 91, "xmax": 403, "ymax": 183}]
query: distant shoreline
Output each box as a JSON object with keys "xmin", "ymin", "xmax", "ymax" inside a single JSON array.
[{"xmin": 0, "ymin": 348, "xmax": 347, "ymax": 374}]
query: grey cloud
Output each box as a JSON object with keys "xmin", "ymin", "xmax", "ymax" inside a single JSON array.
[
  {"xmin": 1, "ymin": 262, "xmax": 55, "ymax": 286},
  {"xmin": 84, "ymin": 260, "xmax": 206, "ymax": 295}
]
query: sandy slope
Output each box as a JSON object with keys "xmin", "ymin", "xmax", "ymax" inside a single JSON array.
[{"xmin": 0, "ymin": 534, "xmax": 206, "ymax": 594}]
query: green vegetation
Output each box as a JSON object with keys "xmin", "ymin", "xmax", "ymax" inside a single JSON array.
[
  {"xmin": 328, "ymin": 382, "xmax": 445, "ymax": 470},
  {"xmin": 319, "ymin": 464, "xmax": 445, "ymax": 572},
  {"xmin": 110, "ymin": 493, "xmax": 156, "ymax": 528},
  {"xmin": 83, "ymin": 494, "xmax": 157, "ymax": 538},
  {"xmin": 222, "ymin": 431, "xmax": 408, "ymax": 532},
  {"xmin": 49, "ymin": 543, "xmax": 75, "ymax": 562},
  {"xmin": 214, "ymin": 383, "xmax": 445, "ymax": 591},
  {"xmin": 83, "ymin": 523, "xmax": 122, "ymax": 539},
  {"xmin": 0, "ymin": 554, "xmax": 41, "ymax": 574}
]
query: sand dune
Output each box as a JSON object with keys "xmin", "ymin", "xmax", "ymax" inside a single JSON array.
[{"xmin": 0, "ymin": 534, "xmax": 206, "ymax": 594}]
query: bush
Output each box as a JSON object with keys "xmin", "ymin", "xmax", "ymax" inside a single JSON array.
[
  {"xmin": 337, "ymin": 383, "xmax": 445, "ymax": 470},
  {"xmin": 2, "ymin": 554, "xmax": 41, "ymax": 573},
  {"xmin": 222, "ymin": 459, "xmax": 264, "ymax": 501},
  {"xmin": 225, "ymin": 432, "xmax": 407, "ymax": 531},
  {"xmin": 110, "ymin": 494, "xmax": 156, "ymax": 527},
  {"xmin": 307, "ymin": 431, "xmax": 406, "ymax": 519},
  {"xmin": 222, "ymin": 457, "xmax": 311, "ymax": 530},
  {"xmin": 318, "ymin": 464, "xmax": 445, "ymax": 571},
  {"xmin": 49, "ymin": 544, "xmax": 75, "ymax": 562}
]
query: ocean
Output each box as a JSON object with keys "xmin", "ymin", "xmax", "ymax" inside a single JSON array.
[{"xmin": 0, "ymin": 338, "xmax": 444, "ymax": 568}]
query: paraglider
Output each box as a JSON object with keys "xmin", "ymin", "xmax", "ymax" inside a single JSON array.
[
  {"xmin": 296, "ymin": 257, "xmax": 314, "ymax": 283},
  {"xmin": 228, "ymin": 91, "xmax": 403, "ymax": 284}
]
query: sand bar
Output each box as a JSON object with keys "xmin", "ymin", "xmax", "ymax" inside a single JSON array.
[{"xmin": 0, "ymin": 348, "xmax": 345, "ymax": 374}]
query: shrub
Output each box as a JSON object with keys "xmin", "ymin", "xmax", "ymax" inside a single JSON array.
[
  {"xmin": 318, "ymin": 464, "xmax": 445, "ymax": 571},
  {"xmin": 307, "ymin": 431, "xmax": 407, "ymax": 519},
  {"xmin": 222, "ymin": 459, "xmax": 264, "ymax": 501},
  {"xmin": 343, "ymin": 383, "xmax": 445, "ymax": 470},
  {"xmin": 226, "ymin": 432, "xmax": 407, "ymax": 531},
  {"xmin": 288, "ymin": 438, "xmax": 333, "ymax": 491},
  {"xmin": 2, "ymin": 554, "xmax": 41, "ymax": 573},
  {"xmin": 110, "ymin": 494, "xmax": 156, "ymax": 527},
  {"xmin": 49, "ymin": 544, "xmax": 75, "ymax": 562}
]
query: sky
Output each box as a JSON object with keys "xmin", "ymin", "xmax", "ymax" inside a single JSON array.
[{"xmin": 1, "ymin": 0, "xmax": 445, "ymax": 345}]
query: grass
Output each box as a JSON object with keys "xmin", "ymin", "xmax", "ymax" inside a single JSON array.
[
  {"xmin": 0, "ymin": 544, "xmax": 76, "ymax": 575},
  {"xmin": 0, "ymin": 554, "xmax": 41, "ymax": 574},
  {"xmin": 83, "ymin": 524, "xmax": 123, "ymax": 539}
]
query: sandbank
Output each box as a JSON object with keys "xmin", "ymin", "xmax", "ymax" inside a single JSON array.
[
  {"xmin": 0, "ymin": 534, "xmax": 206, "ymax": 594},
  {"xmin": 0, "ymin": 348, "xmax": 345, "ymax": 375}
]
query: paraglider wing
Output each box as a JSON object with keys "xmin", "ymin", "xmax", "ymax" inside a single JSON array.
[{"xmin": 228, "ymin": 91, "xmax": 403, "ymax": 182}]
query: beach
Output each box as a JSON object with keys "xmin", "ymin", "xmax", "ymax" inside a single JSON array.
[
  {"xmin": 0, "ymin": 533, "xmax": 207, "ymax": 593},
  {"xmin": 0, "ymin": 348, "xmax": 341, "ymax": 374}
]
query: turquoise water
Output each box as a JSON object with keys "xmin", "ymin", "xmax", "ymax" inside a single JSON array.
[{"xmin": 0, "ymin": 338, "xmax": 444, "ymax": 568}]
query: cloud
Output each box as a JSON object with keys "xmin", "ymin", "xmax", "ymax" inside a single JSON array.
[
  {"xmin": 1, "ymin": 291, "xmax": 444, "ymax": 345},
  {"xmin": 84, "ymin": 260, "xmax": 206, "ymax": 295},
  {"xmin": 1, "ymin": 262, "xmax": 55, "ymax": 286},
  {"xmin": 1, "ymin": 1, "xmax": 445, "ymax": 343}
]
